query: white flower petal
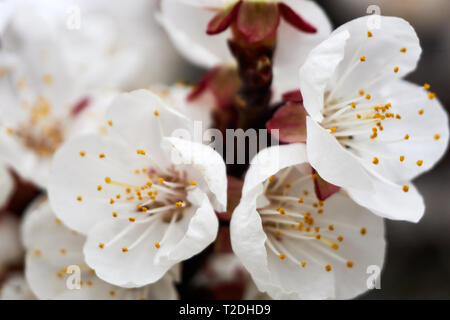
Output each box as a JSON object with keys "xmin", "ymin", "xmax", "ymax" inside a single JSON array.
[
  {"xmin": 306, "ymin": 117, "xmax": 374, "ymax": 191},
  {"xmin": 347, "ymin": 178, "xmax": 424, "ymax": 222},
  {"xmin": 156, "ymin": 188, "xmax": 219, "ymax": 263},
  {"xmin": 163, "ymin": 136, "xmax": 227, "ymax": 211},
  {"xmin": 106, "ymin": 89, "xmax": 192, "ymax": 164},
  {"xmin": 299, "ymin": 30, "xmax": 350, "ymax": 122},
  {"xmin": 49, "ymin": 134, "xmax": 150, "ymax": 234},
  {"xmin": 329, "ymin": 16, "xmax": 421, "ymax": 101},
  {"xmin": 22, "ymin": 198, "xmax": 178, "ymax": 299},
  {"xmin": 352, "ymin": 80, "xmax": 449, "ymax": 182},
  {"xmin": 159, "ymin": 0, "xmax": 233, "ymax": 68},
  {"xmin": 232, "ymin": 154, "xmax": 386, "ymax": 299},
  {"xmin": 243, "ymin": 143, "xmax": 308, "ymax": 195}
]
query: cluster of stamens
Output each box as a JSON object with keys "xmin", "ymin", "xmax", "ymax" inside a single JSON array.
[
  {"xmin": 78, "ymin": 153, "xmax": 196, "ymax": 253},
  {"xmin": 258, "ymin": 168, "xmax": 363, "ymax": 272}
]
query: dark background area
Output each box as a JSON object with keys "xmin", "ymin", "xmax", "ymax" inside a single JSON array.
[{"xmin": 315, "ymin": 0, "xmax": 450, "ymax": 299}]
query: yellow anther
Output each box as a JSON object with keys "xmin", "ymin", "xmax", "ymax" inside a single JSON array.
[
  {"xmin": 297, "ymin": 197, "xmax": 303, "ymax": 204},
  {"xmin": 337, "ymin": 236, "xmax": 344, "ymax": 242},
  {"xmin": 303, "ymin": 190, "xmax": 309, "ymax": 196},
  {"xmin": 175, "ymin": 201, "xmax": 183, "ymax": 208},
  {"xmin": 315, "ymin": 234, "xmax": 321, "ymax": 240},
  {"xmin": 394, "ymin": 66, "xmax": 399, "ymax": 73},
  {"xmin": 60, "ymin": 249, "xmax": 66, "ymax": 255},
  {"xmin": 55, "ymin": 218, "xmax": 62, "ymax": 225},
  {"xmin": 359, "ymin": 89, "xmax": 365, "ymax": 96},
  {"xmin": 107, "ymin": 120, "xmax": 113, "ymax": 126},
  {"xmin": 189, "ymin": 180, "xmax": 197, "ymax": 186},
  {"xmin": 428, "ymin": 92, "xmax": 436, "ymax": 100},
  {"xmin": 110, "ymin": 198, "xmax": 115, "ymax": 204},
  {"xmin": 356, "ymin": 114, "xmax": 362, "ymax": 119},
  {"xmin": 77, "ymin": 196, "xmax": 82, "ymax": 201},
  {"xmin": 317, "ymin": 209, "xmax": 324, "ymax": 214},
  {"xmin": 404, "ymin": 134, "xmax": 410, "ymax": 140},
  {"xmin": 360, "ymin": 227, "xmax": 367, "ymax": 235},
  {"xmin": 301, "ymin": 262, "xmax": 307, "ymax": 268},
  {"xmin": 109, "ymin": 290, "xmax": 116, "ymax": 296},
  {"xmin": 285, "ymin": 184, "xmax": 291, "ymax": 189},
  {"xmin": 325, "ymin": 264, "xmax": 332, "ymax": 272},
  {"xmin": 331, "ymin": 243, "xmax": 339, "ymax": 250},
  {"xmin": 328, "ymin": 225, "xmax": 334, "ymax": 231},
  {"xmin": 87, "ymin": 281, "xmax": 93, "ymax": 286},
  {"xmin": 122, "ymin": 247, "xmax": 128, "ymax": 253},
  {"xmin": 351, "ymin": 102, "xmax": 357, "ymax": 108},
  {"xmin": 99, "ymin": 153, "xmax": 105, "ymax": 159},
  {"xmin": 154, "ymin": 110, "xmax": 159, "ymax": 117},
  {"xmin": 129, "ymin": 217, "xmax": 135, "ymax": 222},
  {"xmin": 434, "ymin": 134, "xmax": 441, "ymax": 140},
  {"xmin": 79, "ymin": 151, "xmax": 86, "ymax": 157},
  {"xmin": 99, "ymin": 243, "xmax": 104, "ymax": 249},
  {"xmin": 416, "ymin": 160, "xmax": 423, "ymax": 166},
  {"xmin": 105, "ymin": 177, "xmax": 112, "ymax": 184},
  {"xmin": 400, "ymin": 47, "xmax": 407, "ymax": 53},
  {"xmin": 418, "ymin": 109, "xmax": 424, "ymax": 115},
  {"xmin": 396, "ymin": 114, "xmax": 402, "ymax": 119},
  {"xmin": 158, "ymin": 177, "xmax": 164, "ymax": 183},
  {"xmin": 269, "ymin": 176, "xmax": 274, "ymax": 182},
  {"xmin": 277, "ymin": 208, "xmax": 285, "ymax": 215},
  {"xmin": 329, "ymin": 127, "xmax": 337, "ymax": 133},
  {"xmin": 367, "ymin": 31, "xmax": 373, "ymax": 37},
  {"xmin": 360, "ymin": 56, "xmax": 366, "ymax": 62},
  {"xmin": 112, "ymin": 212, "xmax": 118, "ymax": 218},
  {"xmin": 372, "ymin": 157, "xmax": 379, "ymax": 165},
  {"xmin": 424, "ymin": 83, "xmax": 430, "ymax": 90},
  {"xmin": 365, "ymin": 93, "xmax": 371, "ymax": 100},
  {"xmin": 136, "ymin": 149, "xmax": 146, "ymax": 155},
  {"xmin": 278, "ymin": 254, "xmax": 286, "ymax": 260},
  {"xmin": 346, "ymin": 261, "xmax": 354, "ymax": 268},
  {"xmin": 400, "ymin": 155, "xmax": 405, "ymax": 162},
  {"xmin": 155, "ymin": 242, "xmax": 161, "ymax": 249}
]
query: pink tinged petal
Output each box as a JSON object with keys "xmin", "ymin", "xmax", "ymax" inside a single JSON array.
[
  {"xmin": 236, "ymin": 2, "xmax": 281, "ymax": 44},
  {"xmin": 266, "ymin": 102, "xmax": 307, "ymax": 143},
  {"xmin": 282, "ymin": 89, "xmax": 303, "ymax": 103},
  {"xmin": 206, "ymin": 1, "xmax": 242, "ymax": 35},
  {"xmin": 313, "ymin": 171, "xmax": 340, "ymax": 201},
  {"xmin": 278, "ymin": 2, "xmax": 317, "ymax": 33},
  {"xmin": 306, "ymin": 117, "xmax": 374, "ymax": 191},
  {"xmin": 188, "ymin": 66, "xmax": 241, "ymax": 110},
  {"xmin": 70, "ymin": 97, "xmax": 90, "ymax": 117}
]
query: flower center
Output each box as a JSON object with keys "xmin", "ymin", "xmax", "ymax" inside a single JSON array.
[
  {"xmin": 257, "ymin": 167, "xmax": 359, "ymax": 271},
  {"xmin": 99, "ymin": 165, "xmax": 196, "ymax": 252}
]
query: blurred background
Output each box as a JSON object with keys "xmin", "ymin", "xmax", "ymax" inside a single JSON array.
[{"xmin": 315, "ymin": 0, "xmax": 450, "ymax": 299}]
